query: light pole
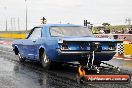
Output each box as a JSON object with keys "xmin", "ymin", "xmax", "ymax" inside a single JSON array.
[
  {"xmin": 4, "ymin": 7, "xmax": 8, "ymax": 31},
  {"xmin": 25, "ymin": 0, "xmax": 28, "ymax": 31},
  {"xmin": 6, "ymin": 18, "xmax": 7, "ymax": 31}
]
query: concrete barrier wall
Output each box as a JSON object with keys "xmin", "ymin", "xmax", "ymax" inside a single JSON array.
[
  {"xmin": 95, "ymin": 34, "xmax": 132, "ymax": 42},
  {"xmin": 124, "ymin": 44, "xmax": 132, "ymax": 55},
  {"xmin": 0, "ymin": 33, "xmax": 26, "ymax": 39},
  {"xmin": 95, "ymin": 34, "xmax": 132, "ymax": 55}
]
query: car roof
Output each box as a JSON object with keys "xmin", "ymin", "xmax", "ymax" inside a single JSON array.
[{"xmin": 37, "ymin": 24, "xmax": 82, "ymax": 27}]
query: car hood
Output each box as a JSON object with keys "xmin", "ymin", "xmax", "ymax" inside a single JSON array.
[{"xmin": 60, "ymin": 37, "xmax": 116, "ymax": 42}]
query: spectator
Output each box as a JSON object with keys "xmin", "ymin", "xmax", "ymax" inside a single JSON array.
[
  {"xmin": 128, "ymin": 26, "xmax": 132, "ymax": 34},
  {"xmin": 128, "ymin": 29, "xmax": 132, "ymax": 34},
  {"xmin": 121, "ymin": 28, "xmax": 124, "ymax": 34},
  {"xmin": 99, "ymin": 29, "xmax": 105, "ymax": 34}
]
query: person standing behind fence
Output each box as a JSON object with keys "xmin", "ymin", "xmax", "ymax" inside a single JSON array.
[
  {"xmin": 121, "ymin": 28, "xmax": 124, "ymax": 34},
  {"xmin": 128, "ymin": 26, "xmax": 132, "ymax": 34}
]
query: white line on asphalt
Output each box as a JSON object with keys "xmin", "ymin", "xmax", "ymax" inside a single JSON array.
[{"xmin": 124, "ymin": 59, "xmax": 132, "ymax": 61}]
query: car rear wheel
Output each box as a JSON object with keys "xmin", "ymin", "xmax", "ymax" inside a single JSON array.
[
  {"xmin": 18, "ymin": 53, "xmax": 25, "ymax": 62},
  {"xmin": 40, "ymin": 51, "xmax": 51, "ymax": 70}
]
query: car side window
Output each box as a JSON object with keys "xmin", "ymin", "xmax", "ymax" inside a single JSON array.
[{"xmin": 28, "ymin": 27, "xmax": 42, "ymax": 40}]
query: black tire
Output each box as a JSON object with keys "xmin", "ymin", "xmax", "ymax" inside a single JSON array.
[
  {"xmin": 40, "ymin": 51, "xmax": 51, "ymax": 70},
  {"xmin": 18, "ymin": 53, "xmax": 25, "ymax": 62}
]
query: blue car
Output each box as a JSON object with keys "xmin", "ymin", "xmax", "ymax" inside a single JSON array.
[{"xmin": 12, "ymin": 24, "xmax": 120, "ymax": 69}]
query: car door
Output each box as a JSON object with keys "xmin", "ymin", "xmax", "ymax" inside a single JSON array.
[{"xmin": 22, "ymin": 27, "xmax": 42, "ymax": 59}]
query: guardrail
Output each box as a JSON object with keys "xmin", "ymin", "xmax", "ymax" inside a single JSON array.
[
  {"xmin": 95, "ymin": 34, "xmax": 132, "ymax": 41},
  {"xmin": 95, "ymin": 34, "xmax": 132, "ymax": 56}
]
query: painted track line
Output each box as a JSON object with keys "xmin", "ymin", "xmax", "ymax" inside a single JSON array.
[
  {"xmin": 113, "ymin": 56, "xmax": 132, "ymax": 61},
  {"xmin": 0, "ymin": 41, "xmax": 12, "ymax": 45}
]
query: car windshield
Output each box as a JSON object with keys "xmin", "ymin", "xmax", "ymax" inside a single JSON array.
[{"xmin": 50, "ymin": 26, "xmax": 94, "ymax": 37}]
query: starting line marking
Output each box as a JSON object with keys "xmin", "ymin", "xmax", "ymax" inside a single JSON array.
[
  {"xmin": 124, "ymin": 58, "xmax": 132, "ymax": 61},
  {"xmin": 113, "ymin": 56, "xmax": 132, "ymax": 61}
]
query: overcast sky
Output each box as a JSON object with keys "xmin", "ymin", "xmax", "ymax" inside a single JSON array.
[{"xmin": 0, "ymin": 0, "xmax": 132, "ymax": 31}]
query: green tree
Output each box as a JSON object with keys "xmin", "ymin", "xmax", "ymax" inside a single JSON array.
[{"xmin": 102, "ymin": 23, "xmax": 110, "ymax": 26}]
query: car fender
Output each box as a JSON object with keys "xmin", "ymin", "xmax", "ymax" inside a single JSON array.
[
  {"xmin": 12, "ymin": 45, "xmax": 20, "ymax": 55},
  {"xmin": 38, "ymin": 45, "xmax": 46, "ymax": 52},
  {"xmin": 37, "ymin": 45, "xmax": 47, "ymax": 60}
]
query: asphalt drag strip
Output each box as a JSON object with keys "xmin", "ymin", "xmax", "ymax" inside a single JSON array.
[{"xmin": 0, "ymin": 44, "xmax": 132, "ymax": 88}]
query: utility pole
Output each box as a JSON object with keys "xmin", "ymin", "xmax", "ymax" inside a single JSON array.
[
  {"xmin": 25, "ymin": 0, "xmax": 28, "ymax": 31},
  {"xmin": 13, "ymin": 18, "xmax": 16, "ymax": 31},
  {"xmin": 4, "ymin": 7, "xmax": 8, "ymax": 31},
  {"xmin": 11, "ymin": 18, "xmax": 13, "ymax": 31},
  {"xmin": 18, "ymin": 17, "xmax": 20, "ymax": 31},
  {"xmin": 5, "ymin": 19, "xmax": 7, "ymax": 31}
]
